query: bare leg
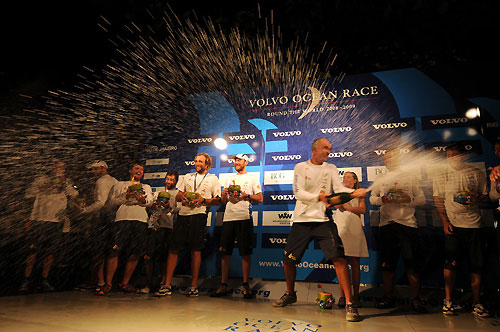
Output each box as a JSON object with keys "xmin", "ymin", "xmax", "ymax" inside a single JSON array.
[
  {"xmin": 284, "ymin": 261, "xmax": 296, "ymax": 293},
  {"xmin": 407, "ymin": 272, "xmax": 421, "ymax": 299},
  {"xmin": 121, "ymin": 254, "xmax": 139, "ymax": 285},
  {"xmin": 221, "ymin": 255, "xmax": 231, "ymax": 284},
  {"xmin": 160, "ymin": 260, "xmax": 167, "ymax": 285},
  {"xmin": 350, "ymin": 257, "xmax": 361, "ymax": 300},
  {"xmin": 443, "ymin": 269, "xmax": 456, "ymax": 300},
  {"xmin": 105, "ymin": 253, "xmax": 119, "ymax": 285},
  {"xmin": 41, "ymin": 255, "xmax": 54, "ymax": 279},
  {"xmin": 241, "ymin": 255, "xmax": 251, "ymax": 283},
  {"xmin": 24, "ymin": 253, "xmax": 37, "ymax": 278},
  {"xmin": 191, "ymin": 250, "xmax": 201, "ymax": 287},
  {"xmin": 96, "ymin": 260, "xmax": 105, "ymax": 285},
  {"xmin": 332, "ymin": 257, "xmax": 352, "ymax": 303},
  {"xmin": 165, "ymin": 250, "xmax": 179, "ymax": 287},
  {"xmin": 470, "ymin": 272, "xmax": 481, "ymax": 303}
]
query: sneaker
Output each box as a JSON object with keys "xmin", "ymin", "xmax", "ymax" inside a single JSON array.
[
  {"xmin": 18, "ymin": 279, "xmax": 31, "ymax": 294},
  {"xmin": 242, "ymin": 284, "xmax": 255, "ymax": 299},
  {"xmin": 187, "ymin": 287, "xmax": 199, "ymax": 297},
  {"xmin": 272, "ymin": 291, "xmax": 297, "ymax": 307},
  {"xmin": 375, "ymin": 296, "xmax": 395, "ymax": 309},
  {"xmin": 346, "ymin": 303, "xmax": 361, "ymax": 322},
  {"xmin": 119, "ymin": 283, "xmax": 138, "ymax": 293},
  {"xmin": 472, "ymin": 302, "xmax": 490, "ymax": 318},
  {"xmin": 156, "ymin": 284, "xmax": 172, "ymax": 296},
  {"xmin": 337, "ymin": 296, "xmax": 346, "ymax": 308},
  {"xmin": 210, "ymin": 284, "xmax": 228, "ymax": 298},
  {"xmin": 95, "ymin": 284, "xmax": 104, "ymax": 295},
  {"xmin": 139, "ymin": 286, "xmax": 150, "ymax": 294},
  {"xmin": 97, "ymin": 284, "xmax": 112, "ymax": 296},
  {"xmin": 442, "ymin": 299, "xmax": 456, "ymax": 315},
  {"xmin": 410, "ymin": 297, "xmax": 427, "ymax": 313},
  {"xmin": 39, "ymin": 279, "xmax": 55, "ymax": 292}
]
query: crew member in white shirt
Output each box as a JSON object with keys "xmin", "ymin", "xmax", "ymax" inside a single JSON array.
[
  {"xmin": 100, "ymin": 162, "xmax": 153, "ymax": 295},
  {"xmin": 164, "ymin": 153, "xmax": 221, "ymax": 297},
  {"xmin": 211, "ymin": 154, "xmax": 262, "ymax": 299},
  {"xmin": 369, "ymin": 148, "xmax": 427, "ymax": 313},
  {"xmin": 271, "ymin": 138, "xmax": 366, "ymax": 322},
  {"xmin": 19, "ymin": 160, "xmax": 79, "ymax": 293}
]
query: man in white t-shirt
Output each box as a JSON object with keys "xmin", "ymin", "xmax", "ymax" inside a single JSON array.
[
  {"xmin": 78, "ymin": 160, "xmax": 117, "ymax": 295},
  {"xmin": 271, "ymin": 138, "xmax": 366, "ymax": 322},
  {"xmin": 164, "ymin": 153, "xmax": 221, "ymax": 297},
  {"xmin": 100, "ymin": 162, "xmax": 153, "ymax": 295},
  {"xmin": 369, "ymin": 148, "xmax": 426, "ymax": 312},
  {"xmin": 211, "ymin": 154, "xmax": 262, "ymax": 299},
  {"xmin": 19, "ymin": 160, "xmax": 79, "ymax": 293},
  {"xmin": 433, "ymin": 143, "xmax": 489, "ymax": 317}
]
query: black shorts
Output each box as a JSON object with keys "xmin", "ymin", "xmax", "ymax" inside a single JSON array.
[
  {"xmin": 220, "ymin": 219, "xmax": 254, "ymax": 256},
  {"xmin": 444, "ymin": 226, "xmax": 483, "ymax": 273},
  {"xmin": 88, "ymin": 222, "xmax": 112, "ymax": 259},
  {"xmin": 145, "ymin": 227, "xmax": 171, "ymax": 261},
  {"xmin": 378, "ymin": 222, "xmax": 422, "ymax": 274},
  {"xmin": 110, "ymin": 220, "xmax": 148, "ymax": 256},
  {"xmin": 170, "ymin": 214, "xmax": 207, "ymax": 251},
  {"xmin": 27, "ymin": 221, "xmax": 63, "ymax": 258},
  {"xmin": 283, "ymin": 221, "xmax": 344, "ymax": 264}
]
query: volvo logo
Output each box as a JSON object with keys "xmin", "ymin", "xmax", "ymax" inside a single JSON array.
[
  {"xmin": 270, "ymin": 195, "xmax": 296, "ymax": 200},
  {"xmin": 187, "ymin": 138, "xmax": 213, "ymax": 143},
  {"xmin": 271, "ymin": 155, "xmax": 302, "ymax": 161},
  {"xmin": 329, "ymin": 152, "xmax": 353, "ymax": 158},
  {"xmin": 372, "ymin": 122, "xmax": 407, "ymax": 129},
  {"xmin": 430, "ymin": 118, "xmax": 468, "ymax": 125},
  {"xmin": 228, "ymin": 134, "xmax": 255, "ymax": 140},
  {"xmin": 320, "ymin": 127, "xmax": 352, "ymax": 133},
  {"xmin": 272, "ymin": 131, "xmax": 302, "ymax": 137}
]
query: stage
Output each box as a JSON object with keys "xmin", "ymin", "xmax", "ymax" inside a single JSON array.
[{"xmin": 1, "ymin": 289, "xmax": 498, "ymax": 332}]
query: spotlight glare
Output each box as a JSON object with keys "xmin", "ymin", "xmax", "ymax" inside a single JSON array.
[
  {"xmin": 465, "ymin": 107, "xmax": 480, "ymax": 119},
  {"xmin": 214, "ymin": 138, "xmax": 227, "ymax": 150}
]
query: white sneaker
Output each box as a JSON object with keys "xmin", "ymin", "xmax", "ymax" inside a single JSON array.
[
  {"xmin": 139, "ymin": 286, "xmax": 150, "ymax": 294},
  {"xmin": 346, "ymin": 303, "xmax": 360, "ymax": 322}
]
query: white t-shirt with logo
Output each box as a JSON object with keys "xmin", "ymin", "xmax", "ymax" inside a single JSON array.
[
  {"xmin": 433, "ymin": 164, "xmax": 487, "ymax": 228},
  {"xmin": 293, "ymin": 160, "xmax": 354, "ymax": 223},
  {"xmin": 369, "ymin": 171, "xmax": 426, "ymax": 228},
  {"xmin": 179, "ymin": 172, "xmax": 221, "ymax": 216},
  {"xmin": 108, "ymin": 181, "xmax": 153, "ymax": 223},
  {"xmin": 223, "ymin": 173, "xmax": 261, "ymax": 222}
]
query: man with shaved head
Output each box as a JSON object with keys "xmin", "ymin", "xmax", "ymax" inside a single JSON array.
[{"xmin": 272, "ymin": 138, "xmax": 366, "ymax": 322}]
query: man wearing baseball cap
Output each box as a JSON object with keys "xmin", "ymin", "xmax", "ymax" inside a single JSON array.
[
  {"xmin": 81, "ymin": 160, "xmax": 117, "ymax": 295},
  {"xmin": 211, "ymin": 154, "xmax": 262, "ymax": 299}
]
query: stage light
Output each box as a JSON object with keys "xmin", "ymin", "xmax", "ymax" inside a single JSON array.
[
  {"xmin": 214, "ymin": 138, "xmax": 227, "ymax": 150},
  {"xmin": 220, "ymin": 154, "xmax": 228, "ymax": 161},
  {"xmin": 467, "ymin": 128, "xmax": 478, "ymax": 136},
  {"xmin": 465, "ymin": 107, "xmax": 480, "ymax": 119}
]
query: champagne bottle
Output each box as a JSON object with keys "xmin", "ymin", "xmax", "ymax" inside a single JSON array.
[{"xmin": 326, "ymin": 192, "xmax": 353, "ymax": 205}]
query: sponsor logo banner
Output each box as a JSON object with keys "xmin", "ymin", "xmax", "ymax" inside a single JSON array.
[
  {"xmin": 261, "ymin": 233, "xmax": 289, "ymax": 248},
  {"xmin": 143, "ymin": 172, "xmax": 167, "ymax": 180},
  {"xmin": 423, "ymin": 140, "xmax": 482, "ymax": 155},
  {"xmin": 371, "ymin": 118, "xmax": 416, "ymax": 131},
  {"xmin": 186, "ymin": 134, "xmax": 219, "ymax": 145},
  {"xmin": 180, "ymin": 156, "xmax": 217, "ymax": 169},
  {"xmin": 264, "ymin": 170, "xmax": 294, "ymax": 185},
  {"xmin": 223, "ymin": 132, "xmax": 261, "ymax": 144},
  {"xmin": 220, "ymin": 154, "xmax": 260, "ymax": 167},
  {"xmin": 265, "ymin": 152, "xmax": 306, "ymax": 165},
  {"xmin": 366, "ymin": 166, "xmax": 388, "ymax": 182},
  {"xmin": 318, "ymin": 126, "xmax": 353, "ymax": 134},
  {"xmin": 263, "ymin": 190, "xmax": 296, "ymax": 205},
  {"xmin": 262, "ymin": 211, "xmax": 294, "ymax": 226},
  {"xmin": 146, "ymin": 158, "xmax": 170, "ymax": 166},
  {"xmin": 421, "ymin": 115, "xmax": 479, "ymax": 130},
  {"xmin": 266, "ymin": 129, "xmax": 303, "ymax": 141},
  {"xmin": 327, "ymin": 151, "xmax": 355, "ymax": 159},
  {"xmin": 144, "ymin": 145, "xmax": 178, "ymax": 153}
]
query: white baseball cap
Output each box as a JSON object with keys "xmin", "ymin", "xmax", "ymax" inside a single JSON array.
[
  {"xmin": 87, "ymin": 160, "xmax": 109, "ymax": 169},
  {"xmin": 232, "ymin": 154, "xmax": 249, "ymax": 161}
]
